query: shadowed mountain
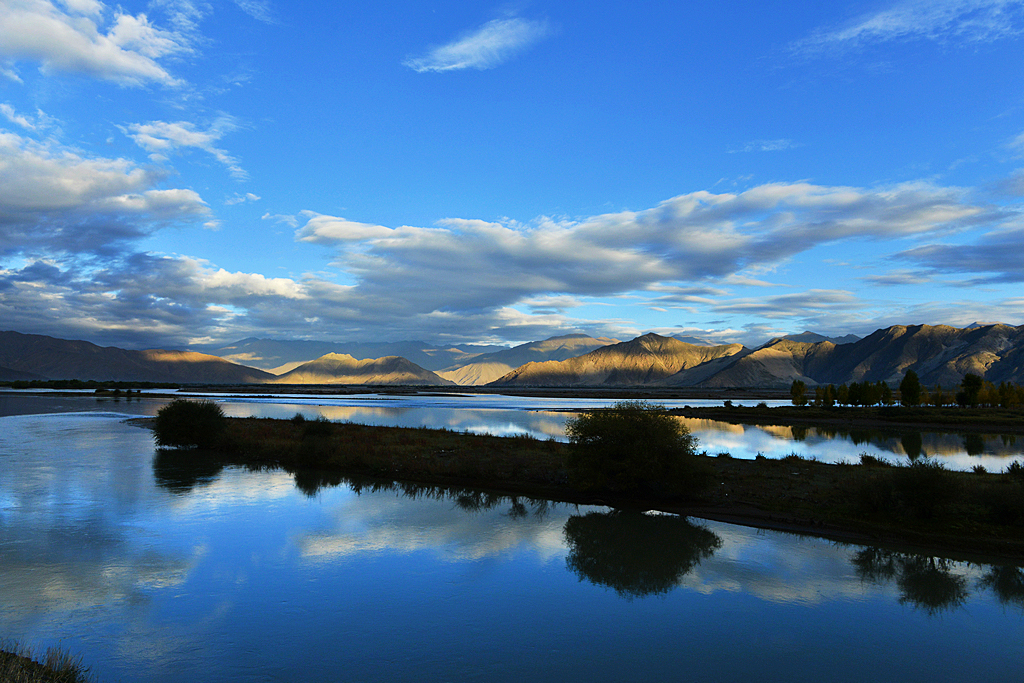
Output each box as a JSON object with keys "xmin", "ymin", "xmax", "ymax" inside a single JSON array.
[
  {"xmin": 197, "ymin": 338, "xmax": 505, "ymax": 373},
  {"xmin": 694, "ymin": 323, "xmax": 1024, "ymax": 388},
  {"xmin": 488, "ymin": 333, "xmax": 748, "ymax": 387},
  {"xmin": 693, "ymin": 337, "xmax": 839, "ymax": 389},
  {"xmin": 438, "ymin": 334, "xmax": 619, "ymax": 385},
  {"xmin": 270, "ymin": 353, "xmax": 454, "ymax": 385},
  {"xmin": 0, "ymin": 331, "xmax": 274, "ymax": 383},
  {"xmin": 0, "ymin": 365, "xmax": 45, "ymax": 381},
  {"xmin": 810, "ymin": 323, "xmax": 1024, "ymax": 386}
]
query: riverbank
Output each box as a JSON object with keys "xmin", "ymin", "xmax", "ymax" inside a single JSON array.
[{"xmin": 147, "ymin": 415, "xmax": 1024, "ymax": 561}]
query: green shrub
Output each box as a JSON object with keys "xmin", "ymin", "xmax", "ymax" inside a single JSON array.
[
  {"xmin": 564, "ymin": 400, "xmax": 708, "ymax": 496},
  {"xmin": 154, "ymin": 399, "xmax": 227, "ymax": 450}
]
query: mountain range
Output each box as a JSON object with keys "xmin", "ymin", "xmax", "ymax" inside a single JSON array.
[
  {"xmin": 0, "ymin": 331, "xmax": 273, "ymax": 384},
  {"xmin": 192, "ymin": 338, "xmax": 507, "ymax": 373},
  {"xmin": 3, "ymin": 323, "xmax": 1023, "ymax": 388}
]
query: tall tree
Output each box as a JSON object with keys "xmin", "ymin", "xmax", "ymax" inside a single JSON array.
[
  {"xmin": 790, "ymin": 379, "xmax": 808, "ymax": 406},
  {"xmin": 900, "ymin": 370, "xmax": 922, "ymax": 407}
]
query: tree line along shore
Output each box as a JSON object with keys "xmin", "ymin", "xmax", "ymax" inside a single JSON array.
[{"xmin": 149, "ymin": 399, "xmax": 1024, "ymax": 561}]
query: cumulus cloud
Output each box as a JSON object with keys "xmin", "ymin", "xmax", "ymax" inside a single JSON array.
[
  {"xmin": 0, "ymin": 131, "xmax": 209, "ymax": 255},
  {"xmin": 403, "ymin": 15, "xmax": 551, "ymax": 73},
  {"xmin": 124, "ymin": 117, "xmax": 247, "ymax": 180},
  {"xmin": 0, "ymin": 0, "xmax": 189, "ymax": 85},
  {"xmin": 792, "ymin": 0, "xmax": 1024, "ymax": 55}
]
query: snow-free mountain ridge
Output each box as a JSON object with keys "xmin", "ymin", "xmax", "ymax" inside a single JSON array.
[{"xmin": 3, "ymin": 324, "xmax": 1023, "ymax": 388}]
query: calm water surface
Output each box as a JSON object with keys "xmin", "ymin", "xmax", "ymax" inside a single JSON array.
[
  {"xmin": 1, "ymin": 399, "xmax": 1023, "ymax": 681},
  {"xmin": 4, "ymin": 390, "xmax": 1022, "ymax": 470}
]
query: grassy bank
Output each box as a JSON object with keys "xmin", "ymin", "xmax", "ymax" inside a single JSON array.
[
  {"xmin": 152, "ymin": 415, "xmax": 1024, "ymax": 560},
  {"xmin": 0, "ymin": 642, "xmax": 92, "ymax": 683}
]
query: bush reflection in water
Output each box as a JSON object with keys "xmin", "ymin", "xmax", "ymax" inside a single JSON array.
[{"xmin": 563, "ymin": 510, "xmax": 722, "ymax": 599}]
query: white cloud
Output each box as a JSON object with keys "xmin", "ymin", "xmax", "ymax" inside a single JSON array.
[
  {"xmin": 728, "ymin": 139, "xmax": 800, "ymax": 153},
  {"xmin": 296, "ymin": 212, "xmax": 394, "ymax": 242},
  {"xmin": 711, "ymin": 290, "xmax": 863, "ymax": 318},
  {"xmin": 896, "ymin": 224, "xmax": 1024, "ymax": 283},
  {"xmin": 124, "ymin": 117, "xmax": 247, "ymax": 180},
  {"xmin": 0, "ymin": 131, "xmax": 209, "ymax": 255},
  {"xmin": 277, "ymin": 180, "xmax": 999, "ymax": 337},
  {"xmin": 261, "ymin": 212, "xmax": 299, "ymax": 228},
  {"xmin": 0, "ymin": 103, "xmax": 36, "ymax": 130},
  {"xmin": 403, "ymin": 16, "xmax": 551, "ymax": 73},
  {"xmin": 793, "ymin": 0, "xmax": 1024, "ymax": 55},
  {"xmin": 1009, "ymin": 131, "xmax": 1024, "ymax": 155},
  {"xmin": 225, "ymin": 192, "xmax": 260, "ymax": 205},
  {"xmin": 1, "ymin": 167, "xmax": 1017, "ymax": 348},
  {"xmin": 230, "ymin": 0, "xmax": 273, "ymax": 24},
  {"xmin": 0, "ymin": 0, "xmax": 188, "ymax": 85}
]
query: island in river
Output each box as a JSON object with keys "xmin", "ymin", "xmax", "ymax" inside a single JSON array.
[{"xmin": 143, "ymin": 402, "xmax": 1024, "ymax": 562}]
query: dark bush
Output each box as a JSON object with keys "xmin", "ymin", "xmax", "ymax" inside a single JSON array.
[
  {"xmin": 564, "ymin": 400, "xmax": 708, "ymax": 496},
  {"xmin": 154, "ymin": 399, "xmax": 227, "ymax": 450},
  {"xmin": 301, "ymin": 415, "xmax": 334, "ymax": 438},
  {"xmin": 892, "ymin": 459, "xmax": 959, "ymax": 519}
]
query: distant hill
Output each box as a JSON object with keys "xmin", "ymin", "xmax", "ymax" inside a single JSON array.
[
  {"xmin": 672, "ymin": 335, "xmax": 715, "ymax": 346},
  {"xmin": 0, "ymin": 331, "xmax": 274, "ymax": 383},
  {"xmin": 438, "ymin": 334, "xmax": 619, "ymax": 385},
  {"xmin": 783, "ymin": 331, "xmax": 861, "ymax": 345},
  {"xmin": 270, "ymin": 353, "xmax": 454, "ymax": 385},
  {"xmin": 197, "ymin": 337, "xmax": 506, "ymax": 373},
  {"xmin": 489, "ymin": 333, "xmax": 747, "ymax": 386}
]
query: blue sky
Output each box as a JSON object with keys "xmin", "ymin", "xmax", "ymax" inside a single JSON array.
[{"xmin": 2, "ymin": 0, "xmax": 1024, "ymax": 350}]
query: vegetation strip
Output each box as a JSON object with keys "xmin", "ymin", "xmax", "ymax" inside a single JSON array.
[{"xmin": 148, "ymin": 400, "xmax": 1024, "ymax": 561}]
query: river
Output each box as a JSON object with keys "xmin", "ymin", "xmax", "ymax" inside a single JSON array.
[{"xmin": 0, "ymin": 393, "xmax": 1022, "ymax": 681}]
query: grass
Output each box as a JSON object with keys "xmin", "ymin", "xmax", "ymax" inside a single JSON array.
[
  {"xmin": 0, "ymin": 642, "xmax": 93, "ymax": 683},
  {"xmin": 200, "ymin": 417, "xmax": 572, "ymax": 493}
]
